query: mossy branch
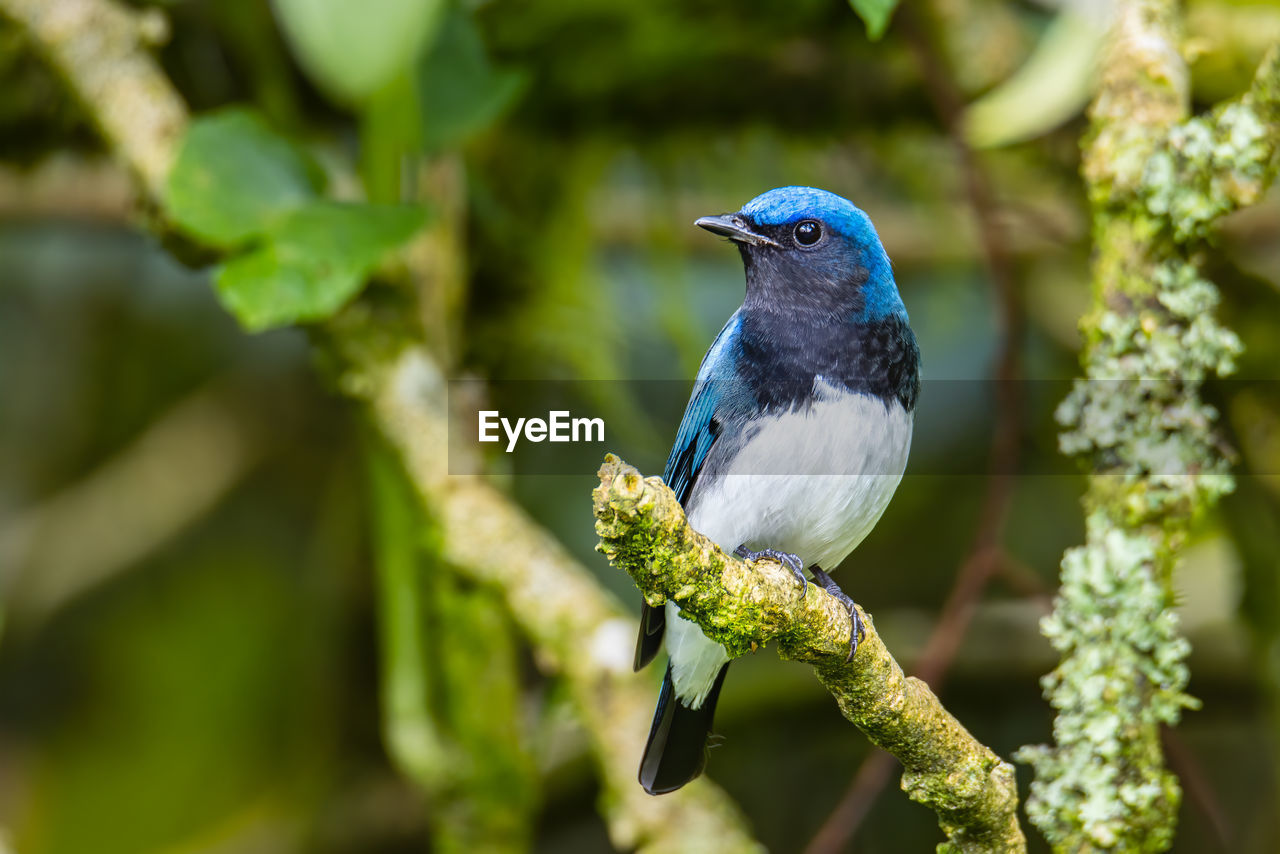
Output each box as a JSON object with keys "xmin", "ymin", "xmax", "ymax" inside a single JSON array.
[
  {"xmin": 593, "ymin": 455, "xmax": 1026, "ymax": 854},
  {"xmin": 1020, "ymin": 3, "xmax": 1279, "ymax": 850}
]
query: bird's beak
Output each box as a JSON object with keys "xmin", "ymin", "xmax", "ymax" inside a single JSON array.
[{"xmin": 695, "ymin": 214, "xmax": 779, "ymax": 247}]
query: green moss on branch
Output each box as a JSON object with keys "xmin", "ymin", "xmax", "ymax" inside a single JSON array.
[{"xmin": 594, "ymin": 455, "xmax": 1026, "ymax": 854}]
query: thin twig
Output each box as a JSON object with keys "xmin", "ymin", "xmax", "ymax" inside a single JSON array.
[
  {"xmin": 1162, "ymin": 728, "xmax": 1233, "ymax": 851},
  {"xmin": 805, "ymin": 6, "xmax": 1026, "ymax": 851},
  {"xmin": 0, "ymin": 380, "xmax": 266, "ymax": 625}
]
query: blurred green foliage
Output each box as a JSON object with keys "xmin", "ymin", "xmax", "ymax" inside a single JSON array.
[
  {"xmin": 1, "ymin": 0, "xmax": 1279, "ymax": 852},
  {"xmin": 848, "ymin": 0, "xmax": 899, "ymax": 41},
  {"xmin": 167, "ymin": 110, "xmax": 325, "ymax": 248},
  {"xmin": 167, "ymin": 110, "xmax": 428, "ymax": 329},
  {"xmin": 273, "ymin": 0, "xmax": 444, "ymax": 105},
  {"xmin": 416, "ymin": 10, "xmax": 526, "ymax": 155}
]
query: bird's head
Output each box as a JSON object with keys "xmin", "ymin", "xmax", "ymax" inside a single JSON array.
[{"xmin": 696, "ymin": 186, "xmax": 905, "ymax": 324}]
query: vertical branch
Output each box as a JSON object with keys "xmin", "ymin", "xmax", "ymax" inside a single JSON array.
[
  {"xmin": 1018, "ymin": 1, "xmax": 1280, "ymax": 848},
  {"xmin": 368, "ymin": 424, "xmax": 538, "ymax": 853},
  {"xmin": 346, "ymin": 32, "xmax": 544, "ymax": 842},
  {"xmin": 366, "ymin": 431, "xmax": 454, "ymax": 790},
  {"xmin": 431, "ymin": 575, "xmax": 538, "ymax": 854},
  {"xmin": 892, "ymin": 0, "xmax": 1028, "ymax": 725},
  {"xmin": 362, "ymin": 78, "xmax": 538, "ymax": 849},
  {"xmin": 408, "ymin": 155, "xmax": 469, "ymax": 367}
]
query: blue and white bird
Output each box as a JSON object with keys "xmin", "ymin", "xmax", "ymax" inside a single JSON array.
[{"xmin": 636, "ymin": 186, "xmax": 921, "ymax": 795}]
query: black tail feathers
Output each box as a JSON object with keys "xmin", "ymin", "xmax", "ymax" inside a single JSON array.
[
  {"xmin": 634, "ymin": 602, "xmax": 666, "ymax": 671},
  {"xmin": 638, "ymin": 663, "xmax": 729, "ymax": 795}
]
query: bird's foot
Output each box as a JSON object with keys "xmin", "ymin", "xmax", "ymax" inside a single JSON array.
[
  {"xmin": 734, "ymin": 545, "xmax": 807, "ymax": 597},
  {"xmin": 810, "ymin": 566, "xmax": 864, "ymax": 662}
]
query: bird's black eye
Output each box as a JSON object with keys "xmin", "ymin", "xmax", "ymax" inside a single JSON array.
[{"xmin": 794, "ymin": 220, "xmax": 822, "ymax": 246}]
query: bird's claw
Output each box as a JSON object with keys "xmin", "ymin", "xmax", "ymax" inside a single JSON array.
[
  {"xmin": 734, "ymin": 545, "xmax": 807, "ymax": 597},
  {"xmin": 810, "ymin": 566, "xmax": 864, "ymax": 662}
]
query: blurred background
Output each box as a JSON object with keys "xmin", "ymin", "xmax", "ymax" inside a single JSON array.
[{"xmin": 2, "ymin": 0, "xmax": 1279, "ymax": 851}]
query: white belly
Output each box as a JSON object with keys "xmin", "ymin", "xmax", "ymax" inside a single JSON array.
[
  {"xmin": 667, "ymin": 386, "xmax": 913, "ymax": 706},
  {"xmin": 688, "ymin": 388, "xmax": 912, "ymax": 566}
]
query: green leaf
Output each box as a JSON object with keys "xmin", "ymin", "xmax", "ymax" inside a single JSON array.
[
  {"xmin": 417, "ymin": 10, "xmax": 527, "ymax": 152},
  {"xmin": 166, "ymin": 109, "xmax": 322, "ymax": 248},
  {"xmin": 848, "ymin": 0, "xmax": 899, "ymax": 41},
  {"xmin": 962, "ymin": 3, "xmax": 1107, "ymax": 148},
  {"xmin": 273, "ymin": 0, "xmax": 445, "ymax": 104},
  {"xmin": 275, "ymin": 201, "xmax": 429, "ymax": 273},
  {"xmin": 215, "ymin": 244, "xmax": 359, "ymax": 332},
  {"xmin": 214, "ymin": 202, "xmax": 429, "ymax": 331}
]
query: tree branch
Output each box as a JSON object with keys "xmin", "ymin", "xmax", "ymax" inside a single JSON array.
[
  {"xmin": 0, "ymin": 0, "xmax": 187, "ymax": 200},
  {"xmin": 366, "ymin": 352, "xmax": 764, "ymax": 853},
  {"xmin": 593, "ymin": 456, "xmax": 1026, "ymax": 854},
  {"xmin": 1019, "ymin": 3, "xmax": 1280, "ymax": 849}
]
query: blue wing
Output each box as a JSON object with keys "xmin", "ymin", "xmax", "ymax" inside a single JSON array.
[
  {"xmin": 635, "ymin": 312, "xmax": 746, "ymax": 671},
  {"xmin": 663, "ymin": 311, "xmax": 744, "ymax": 505}
]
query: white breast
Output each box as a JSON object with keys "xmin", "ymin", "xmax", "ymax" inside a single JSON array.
[
  {"xmin": 688, "ymin": 382, "xmax": 913, "ymax": 567},
  {"xmin": 666, "ymin": 381, "xmax": 913, "ymax": 706}
]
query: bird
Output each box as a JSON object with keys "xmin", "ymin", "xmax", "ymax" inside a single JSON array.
[{"xmin": 635, "ymin": 186, "xmax": 920, "ymax": 795}]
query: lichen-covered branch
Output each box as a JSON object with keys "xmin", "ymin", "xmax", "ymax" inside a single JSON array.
[
  {"xmin": 1017, "ymin": 3, "xmax": 1279, "ymax": 850},
  {"xmin": 594, "ymin": 456, "xmax": 1026, "ymax": 854},
  {"xmin": 3, "ymin": 0, "xmax": 766, "ymax": 850},
  {"xmin": 0, "ymin": 0, "xmax": 187, "ymax": 200}
]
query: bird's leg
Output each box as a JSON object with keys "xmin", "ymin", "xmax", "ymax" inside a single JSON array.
[
  {"xmin": 734, "ymin": 545, "xmax": 807, "ymax": 597},
  {"xmin": 809, "ymin": 565, "xmax": 864, "ymax": 662}
]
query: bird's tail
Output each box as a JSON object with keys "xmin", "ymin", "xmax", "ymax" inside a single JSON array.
[{"xmin": 638, "ymin": 662, "xmax": 729, "ymax": 795}]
